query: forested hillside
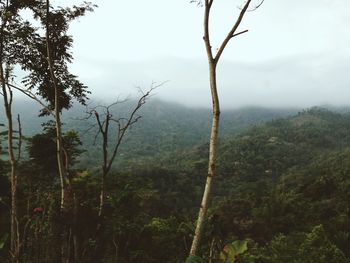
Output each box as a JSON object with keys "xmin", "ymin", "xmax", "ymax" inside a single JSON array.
[
  {"xmin": 2, "ymin": 106, "xmax": 350, "ymax": 262},
  {"xmin": 1, "ymin": 99, "xmax": 298, "ymax": 167},
  {"xmin": 1, "ymin": 0, "xmax": 349, "ymax": 262}
]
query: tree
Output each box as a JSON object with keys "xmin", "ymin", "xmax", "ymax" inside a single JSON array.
[
  {"xmin": 189, "ymin": 0, "xmax": 264, "ymax": 257},
  {"xmin": 1, "ymin": 1, "xmax": 94, "ymax": 261},
  {"xmin": 0, "ymin": 1, "xmax": 33, "ymax": 260},
  {"xmin": 90, "ymin": 90, "xmax": 153, "ymax": 220},
  {"xmin": 86, "ymin": 84, "xmax": 165, "ymax": 223},
  {"xmin": 19, "ymin": 0, "xmax": 95, "ymax": 212},
  {"xmin": 37, "ymin": 2, "xmax": 94, "ymax": 261}
]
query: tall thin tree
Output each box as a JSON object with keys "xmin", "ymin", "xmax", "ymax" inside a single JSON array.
[
  {"xmin": 189, "ymin": 0, "xmax": 264, "ymax": 257},
  {"xmin": 0, "ymin": 1, "xmax": 23, "ymax": 260},
  {"xmin": 0, "ymin": 56, "xmax": 18, "ymax": 263},
  {"xmin": 1, "ymin": 1, "xmax": 94, "ymax": 261},
  {"xmin": 88, "ymin": 86, "xmax": 160, "ymax": 221},
  {"xmin": 45, "ymin": 0, "xmax": 68, "ymax": 211}
]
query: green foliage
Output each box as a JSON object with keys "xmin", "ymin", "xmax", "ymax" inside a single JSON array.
[
  {"xmin": 219, "ymin": 240, "xmax": 248, "ymax": 263},
  {"xmin": 28, "ymin": 122, "xmax": 84, "ymax": 176},
  {"xmin": 185, "ymin": 255, "xmax": 206, "ymax": 263},
  {"xmin": 248, "ymin": 225, "xmax": 347, "ymax": 263},
  {"xmin": 19, "ymin": 2, "xmax": 95, "ymax": 114},
  {"xmin": 3, "ymin": 104, "xmax": 350, "ymax": 262},
  {"xmin": 1, "ymin": 100, "xmax": 297, "ymax": 168},
  {"xmin": 298, "ymin": 225, "xmax": 347, "ymax": 263}
]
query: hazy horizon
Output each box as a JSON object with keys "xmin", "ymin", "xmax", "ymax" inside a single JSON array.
[
  {"xmin": 7, "ymin": 95, "xmax": 350, "ymax": 113},
  {"xmin": 63, "ymin": 0, "xmax": 350, "ymax": 109},
  {"xmin": 7, "ymin": 0, "xmax": 350, "ymax": 110}
]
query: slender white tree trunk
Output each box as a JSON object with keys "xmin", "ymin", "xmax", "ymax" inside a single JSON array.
[
  {"xmin": 45, "ymin": 0, "xmax": 68, "ymax": 210},
  {"xmin": 190, "ymin": 59, "xmax": 220, "ymax": 256},
  {"xmin": 0, "ymin": 65, "xmax": 19, "ymax": 263},
  {"xmin": 189, "ymin": 0, "xmax": 258, "ymax": 256}
]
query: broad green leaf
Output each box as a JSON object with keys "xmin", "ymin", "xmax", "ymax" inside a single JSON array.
[
  {"xmin": 219, "ymin": 240, "xmax": 248, "ymax": 263},
  {"xmin": 231, "ymin": 240, "xmax": 248, "ymax": 255}
]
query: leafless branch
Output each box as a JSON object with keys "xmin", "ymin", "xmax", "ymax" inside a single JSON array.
[
  {"xmin": 92, "ymin": 129, "xmax": 101, "ymax": 146},
  {"xmin": 7, "ymin": 83, "xmax": 56, "ymax": 118},
  {"xmin": 107, "ymin": 97, "xmax": 128, "ymax": 110},
  {"xmin": 214, "ymin": 0, "xmax": 252, "ymax": 63},
  {"xmin": 105, "ymin": 87, "xmax": 153, "ymax": 173},
  {"xmin": 16, "ymin": 114, "xmax": 22, "ymax": 162},
  {"xmin": 232, "ymin": 29, "xmax": 249, "ymax": 38},
  {"xmin": 203, "ymin": 0, "xmax": 214, "ymax": 61},
  {"xmin": 190, "ymin": 0, "xmax": 203, "ymax": 7},
  {"xmin": 247, "ymin": 0, "xmax": 265, "ymax": 12}
]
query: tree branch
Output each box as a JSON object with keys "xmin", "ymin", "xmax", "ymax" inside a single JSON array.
[
  {"xmin": 231, "ymin": 29, "xmax": 248, "ymax": 38},
  {"xmin": 16, "ymin": 114, "xmax": 22, "ymax": 162},
  {"xmin": 203, "ymin": 0, "xmax": 214, "ymax": 61},
  {"xmin": 214, "ymin": 0, "xmax": 252, "ymax": 63},
  {"xmin": 105, "ymin": 87, "xmax": 154, "ymax": 174},
  {"xmin": 7, "ymin": 83, "xmax": 56, "ymax": 118},
  {"xmin": 247, "ymin": 0, "xmax": 265, "ymax": 12}
]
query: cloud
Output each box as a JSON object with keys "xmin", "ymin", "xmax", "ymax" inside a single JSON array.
[{"xmin": 71, "ymin": 51, "xmax": 350, "ymax": 109}]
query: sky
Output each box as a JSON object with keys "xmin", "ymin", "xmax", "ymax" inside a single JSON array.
[{"xmin": 55, "ymin": 0, "xmax": 350, "ymax": 108}]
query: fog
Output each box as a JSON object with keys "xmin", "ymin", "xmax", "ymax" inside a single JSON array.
[
  {"xmin": 61, "ymin": 0, "xmax": 350, "ymax": 109},
  {"xmin": 12, "ymin": 0, "xmax": 350, "ymax": 109},
  {"xmin": 70, "ymin": 51, "xmax": 350, "ymax": 109}
]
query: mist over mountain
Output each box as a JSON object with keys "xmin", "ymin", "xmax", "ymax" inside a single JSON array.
[
  {"xmin": 0, "ymin": 97, "xmax": 299, "ymax": 134},
  {"xmin": 3, "ymin": 97, "xmax": 350, "ymax": 262},
  {"xmin": 4, "ymin": 98, "xmax": 350, "ymax": 168},
  {"xmin": 0, "ymin": 98, "xmax": 297, "ymax": 165},
  {"xmin": 81, "ymin": 53, "xmax": 350, "ymax": 109}
]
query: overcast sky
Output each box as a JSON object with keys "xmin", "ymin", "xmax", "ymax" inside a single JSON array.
[{"xmin": 56, "ymin": 0, "xmax": 350, "ymax": 108}]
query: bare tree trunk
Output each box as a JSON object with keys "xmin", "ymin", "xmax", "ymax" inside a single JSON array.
[
  {"xmin": 92, "ymin": 88, "xmax": 156, "ymax": 221},
  {"xmin": 8, "ymin": 107, "xmax": 18, "ymax": 263},
  {"xmin": 189, "ymin": 0, "xmax": 257, "ymax": 256},
  {"xmin": 45, "ymin": 0, "xmax": 68, "ymax": 211},
  {"xmin": 45, "ymin": 1, "xmax": 71, "ymax": 262},
  {"xmin": 98, "ymin": 117, "xmax": 109, "ymax": 219},
  {"xmin": 0, "ymin": 28, "xmax": 19, "ymax": 263},
  {"xmin": 98, "ymin": 169, "xmax": 107, "ymax": 222},
  {"xmin": 190, "ymin": 49, "xmax": 220, "ymax": 257},
  {"xmin": 1, "ymin": 76, "xmax": 19, "ymax": 263},
  {"xmin": 0, "ymin": 3, "xmax": 19, "ymax": 261}
]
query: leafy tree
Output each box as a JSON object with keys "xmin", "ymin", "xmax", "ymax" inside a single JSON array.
[
  {"xmin": 0, "ymin": 1, "xmax": 34, "ymax": 259},
  {"xmin": 3, "ymin": 2, "xmax": 94, "ymax": 260},
  {"xmin": 247, "ymin": 225, "xmax": 347, "ymax": 263}
]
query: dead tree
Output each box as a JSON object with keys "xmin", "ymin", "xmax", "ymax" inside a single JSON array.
[
  {"xmin": 87, "ymin": 84, "xmax": 162, "ymax": 221},
  {"xmin": 189, "ymin": 0, "xmax": 264, "ymax": 257}
]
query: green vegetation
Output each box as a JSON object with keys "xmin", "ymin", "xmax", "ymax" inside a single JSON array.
[
  {"xmin": 2, "ymin": 105, "xmax": 350, "ymax": 262},
  {"xmin": 1, "ymin": 1, "xmax": 349, "ymax": 262},
  {"xmin": 1, "ymin": 99, "xmax": 297, "ymax": 168}
]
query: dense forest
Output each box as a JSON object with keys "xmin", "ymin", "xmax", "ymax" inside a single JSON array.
[
  {"xmin": 1, "ymin": 0, "xmax": 350, "ymax": 263},
  {"xmin": 1, "ymin": 99, "xmax": 298, "ymax": 168},
  {"xmin": 2, "ymin": 105, "xmax": 350, "ymax": 262}
]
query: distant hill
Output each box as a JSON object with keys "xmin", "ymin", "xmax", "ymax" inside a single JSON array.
[
  {"xmin": 3, "ymin": 100, "xmax": 350, "ymax": 262},
  {"xmin": 176, "ymin": 107, "xmax": 350, "ymax": 184},
  {"xmin": 1, "ymin": 98, "xmax": 300, "ymax": 167}
]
